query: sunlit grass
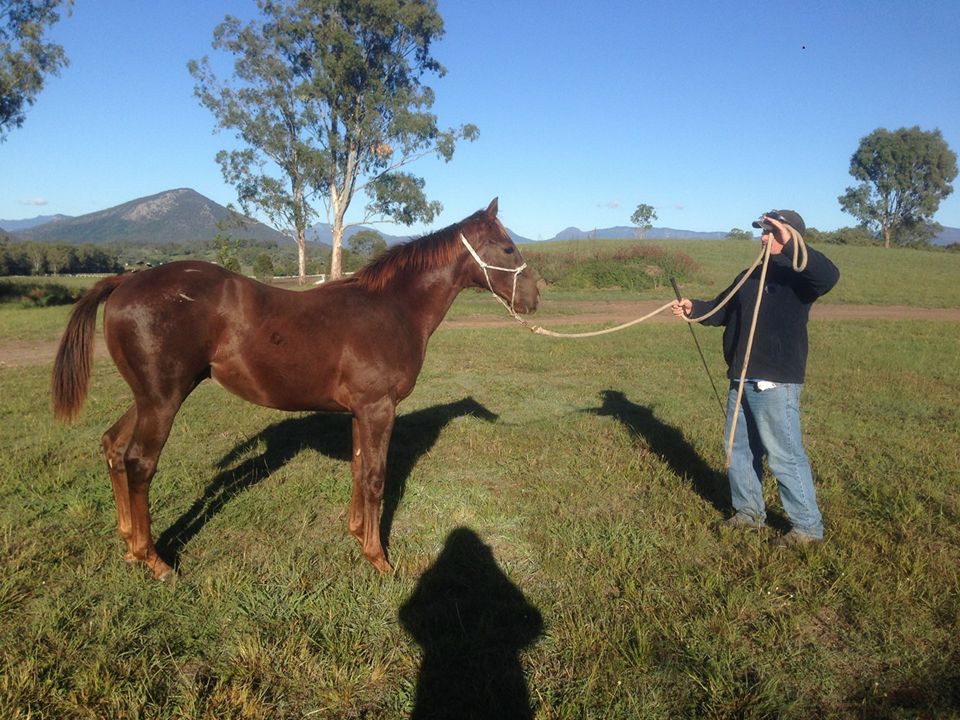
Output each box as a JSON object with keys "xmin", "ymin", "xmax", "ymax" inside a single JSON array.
[{"xmin": 1, "ymin": 314, "xmax": 958, "ymax": 717}]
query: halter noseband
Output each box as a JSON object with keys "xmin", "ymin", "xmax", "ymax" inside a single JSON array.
[{"xmin": 459, "ymin": 232, "xmax": 528, "ymax": 314}]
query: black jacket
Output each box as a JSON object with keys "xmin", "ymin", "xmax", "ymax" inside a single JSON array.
[{"xmin": 690, "ymin": 241, "xmax": 840, "ymax": 383}]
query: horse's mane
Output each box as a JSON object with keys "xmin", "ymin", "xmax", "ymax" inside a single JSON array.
[{"xmin": 350, "ymin": 221, "xmax": 466, "ymax": 293}]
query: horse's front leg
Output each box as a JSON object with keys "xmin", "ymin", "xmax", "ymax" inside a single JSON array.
[
  {"xmin": 348, "ymin": 398, "xmax": 396, "ymax": 573},
  {"xmin": 348, "ymin": 417, "xmax": 364, "ymax": 540}
]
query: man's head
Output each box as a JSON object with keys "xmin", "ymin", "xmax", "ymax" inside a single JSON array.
[{"xmin": 752, "ymin": 210, "xmax": 805, "ymax": 237}]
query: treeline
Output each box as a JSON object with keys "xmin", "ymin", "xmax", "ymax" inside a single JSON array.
[
  {"xmin": 0, "ymin": 238, "xmax": 123, "ymax": 275},
  {"xmin": 807, "ymin": 222, "xmax": 956, "ymax": 249},
  {"xmin": 203, "ymin": 236, "xmax": 374, "ymax": 277},
  {"xmin": 0, "ymin": 234, "xmax": 378, "ymax": 278},
  {"xmin": 805, "ymin": 226, "xmax": 878, "ymax": 246},
  {"xmin": 733, "ymin": 224, "xmax": 958, "ymax": 250}
]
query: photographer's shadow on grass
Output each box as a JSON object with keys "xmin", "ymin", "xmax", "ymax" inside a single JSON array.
[
  {"xmin": 155, "ymin": 397, "xmax": 497, "ymax": 570},
  {"xmin": 586, "ymin": 389, "xmax": 729, "ymax": 512},
  {"xmin": 399, "ymin": 526, "xmax": 544, "ymax": 720}
]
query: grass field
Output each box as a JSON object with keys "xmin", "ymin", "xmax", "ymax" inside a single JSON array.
[
  {"xmin": 1, "ymin": 242, "xmax": 959, "ymax": 718},
  {"xmin": 525, "ymin": 239, "xmax": 960, "ymax": 307}
]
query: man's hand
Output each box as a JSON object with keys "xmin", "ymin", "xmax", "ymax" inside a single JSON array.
[
  {"xmin": 761, "ymin": 215, "xmax": 790, "ymax": 255},
  {"xmin": 672, "ymin": 298, "xmax": 692, "ymax": 317}
]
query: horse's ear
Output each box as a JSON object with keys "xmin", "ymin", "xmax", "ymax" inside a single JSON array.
[{"xmin": 485, "ymin": 197, "xmax": 499, "ymax": 219}]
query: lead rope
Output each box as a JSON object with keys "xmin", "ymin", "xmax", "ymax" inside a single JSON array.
[
  {"xmin": 467, "ymin": 226, "xmax": 808, "ymax": 469},
  {"xmin": 461, "ymin": 233, "xmax": 681, "ymax": 336}
]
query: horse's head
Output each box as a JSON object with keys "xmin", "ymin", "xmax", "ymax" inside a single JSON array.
[{"xmin": 459, "ymin": 198, "xmax": 539, "ymax": 314}]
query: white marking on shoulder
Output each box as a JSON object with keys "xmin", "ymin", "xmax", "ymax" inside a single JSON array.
[
  {"xmin": 178, "ymin": 293, "xmax": 195, "ymax": 302},
  {"xmin": 184, "ymin": 268, "xmax": 201, "ymax": 272}
]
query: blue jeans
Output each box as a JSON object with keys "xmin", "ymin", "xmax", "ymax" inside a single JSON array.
[{"xmin": 725, "ymin": 381, "xmax": 823, "ymax": 538}]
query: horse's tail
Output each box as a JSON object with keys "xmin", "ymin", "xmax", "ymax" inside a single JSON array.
[{"xmin": 51, "ymin": 273, "xmax": 131, "ymax": 422}]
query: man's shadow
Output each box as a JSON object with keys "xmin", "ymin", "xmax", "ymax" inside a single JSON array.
[
  {"xmin": 155, "ymin": 397, "xmax": 498, "ymax": 568},
  {"xmin": 399, "ymin": 526, "xmax": 543, "ymax": 720},
  {"xmin": 586, "ymin": 389, "xmax": 729, "ymax": 512}
]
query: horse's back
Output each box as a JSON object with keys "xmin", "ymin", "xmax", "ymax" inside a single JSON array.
[
  {"xmin": 104, "ymin": 260, "xmax": 242, "ymax": 331},
  {"xmin": 100, "ymin": 261, "xmax": 426, "ymax": 412}
]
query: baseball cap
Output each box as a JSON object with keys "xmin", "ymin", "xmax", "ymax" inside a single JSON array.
[{"xmin": 752, "ymin": 210, "xmax": 806, "ymax": 237}]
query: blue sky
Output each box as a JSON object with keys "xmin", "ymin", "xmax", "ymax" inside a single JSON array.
[{"xmin": 2, "ymin": 0, "xmax": 959, "ymax": 240}]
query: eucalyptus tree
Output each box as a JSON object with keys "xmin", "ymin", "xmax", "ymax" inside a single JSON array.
[
  {"xmin": 838, "ymin": 126, "xmax": 957, "ymax": 248},
  {"xmin": 0, "ymin": 0, "xmax": 69, "ymax": 140},
  {"xmin": 630, "ymin": 203, "xmax": 657, "ymax": 239},
  {"xmin": 347, "ymin": 228, "xmax": 387, "ymax": 260},
  {"xmin": 190, "ymin": 0, "xmax": 477, "ymax": 282}
]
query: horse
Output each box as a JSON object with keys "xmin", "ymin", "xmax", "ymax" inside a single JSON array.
[{"xmin": 51, "ymin": 198, "xmax": 539, "ymax": 580}]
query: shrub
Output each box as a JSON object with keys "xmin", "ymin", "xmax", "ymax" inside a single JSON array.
[
  {"xmin": 524, "ymin": 244, "xmax": 699, "ymax": 290},
  {"xmin": 253, "ymin": 253, "xmax": 275, "ymax": 282},
  {"xmin": 0, "ymin": 280, "xmax": 84, "ymax": 307}
]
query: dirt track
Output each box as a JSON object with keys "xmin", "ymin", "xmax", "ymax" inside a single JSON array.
[{"xmin": 2, "ymin": 301, "xmax": 958, "ymax": 369}]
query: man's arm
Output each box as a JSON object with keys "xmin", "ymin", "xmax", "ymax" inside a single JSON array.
[{"xmin": 773, "ymin": 241, "xmax": 840, "ymax": 298}]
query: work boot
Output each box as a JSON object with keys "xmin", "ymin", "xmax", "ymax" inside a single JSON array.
[
  {"xmin": 723, "ymin": 513, "xmax": 763, "ymax": 530},
  {"xmin": 771, "ymin": 529, "xmax": 822, "ymax": 547}
]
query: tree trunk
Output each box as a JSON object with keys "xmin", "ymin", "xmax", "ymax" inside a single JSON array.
[
  {"xmin": 296, "ymin": 229, "xmax": 307, "ymax": 285},
  {"xmin": 330, "ymin": 224, "xmax": 344, "ymax": 280},
  {"xmin": 328, "ymin": 145, "xmax": 357, "ymax": 281},
  {"xmin": 883, "ymin": 225, "xmax": 892, "ymax": 249},
  {"xmin": 329, "ymin": 189, "xmax": 349, "ymax": 280},
  {"xmin": 292, "ymin": 177, "xmax": 307, "ymax": 284}
]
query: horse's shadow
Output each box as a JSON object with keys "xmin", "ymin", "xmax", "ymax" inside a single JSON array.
[
  {"xmin": 585, "ymin": 389, "xmax": 729, "ymax": 512},
  {"xmin": 399, "ymin": 526, "xmax": 543, "ymax": 719},
  {"xmin": 155, "ymin": 397, "xmax": 498, "ymax": 568}
]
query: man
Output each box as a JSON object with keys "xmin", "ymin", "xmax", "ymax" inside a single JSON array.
[{"xmin": 672, "ymin": 211, "xmax": 840, "ymax": 545}]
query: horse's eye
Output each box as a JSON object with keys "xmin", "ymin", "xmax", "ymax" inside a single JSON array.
[{"xmin": 504, "ymin": 246, "xmax": 515, "ymax": 254}]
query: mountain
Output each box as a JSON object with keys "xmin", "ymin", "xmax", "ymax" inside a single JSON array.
[
  {"xmin": 9, "ymin": 189, "xmax": 287, "ymax": 245},
  {"xmin": 548, "ymin": 226, "xmax": 728, "ymax": 241},
  {"xmin": 307, "ymin": 223, "xmax": 413, "ymax": 247},
  {"xmin": 933, "ymin": 226, "xmax": 960, "ymax": 246},
  {"xmin": 0, "ymin": 214, "xmax": 73, "ymax": 233},
  {"xmin": 10, "ymin": 187, "xmax": 950, "ymax": 247}
]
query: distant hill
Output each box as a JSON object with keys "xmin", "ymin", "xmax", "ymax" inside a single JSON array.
[
  {"xmin": 933, "ymin": 226, "xmax": 960, "ymax": 246},
  {"xmin": 548, "ymin": 224, "xmax": 958, "ymax": 244},
  {"xmin": 548, "ymin": 226, "xmax": 728, "ymax": 241},
  {"xmin": 0, "ymin": 214, "xmax": 73, "ymax": 233},
  {"xmin": 307, "ymin": 223, "xmax": 413, "ymax": 247},
  {"xmin": 9, "ymin": 189, "xmax": 287, "ymax": 245},
  {"xmin": 307, "ymin": 223, "xmax": 533, "ymax": 246},
  {"xmin": 6, "ymin": 189, "xmax": 954, "ymax": 248}
]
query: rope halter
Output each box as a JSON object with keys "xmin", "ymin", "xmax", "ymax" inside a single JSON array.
[{"xmin": 459, "ymin": 233, "xmax": 528, "ymax": 314}]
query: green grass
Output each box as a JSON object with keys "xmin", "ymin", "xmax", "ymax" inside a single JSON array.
[{"xmin": 1, "ymin": 310, "xmax": 959, "ymax": 717}]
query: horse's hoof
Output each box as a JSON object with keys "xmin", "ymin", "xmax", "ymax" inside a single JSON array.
[
  {"xmin": 148, "ymin": 557, "xmax": 175, "ymax": 582},
  {"xmin": 370, "ymin": 556, "xmax": 395, "ymax": 574}
]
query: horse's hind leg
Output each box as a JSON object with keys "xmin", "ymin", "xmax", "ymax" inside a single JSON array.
[
  {"xmin": 123, "ymin": 403, "xmax": 180, "ymax": 581},
  {"xmin": 102, "ymin": 406, "xmax": 137, "ymax": 562}
]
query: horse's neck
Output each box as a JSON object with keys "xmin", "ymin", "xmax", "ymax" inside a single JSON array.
[{"xmin": 395, "ymin": 260, "xmax": 468, "ymax": 336}]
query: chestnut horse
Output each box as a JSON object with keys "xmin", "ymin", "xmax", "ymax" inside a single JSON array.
[{"xmin": 51, "ymin": 199, "xmax": 538, "ymax": 580}]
